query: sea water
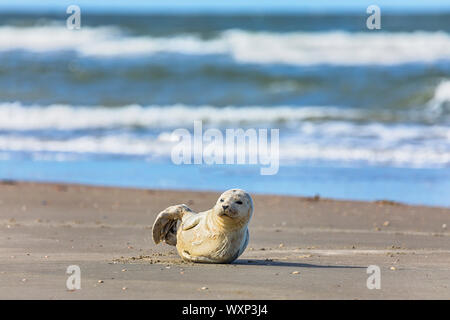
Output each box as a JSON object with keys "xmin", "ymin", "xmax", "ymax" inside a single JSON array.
[{"xmin": 0, "ymin": 13, "xmax": 449, "ymax": 206}]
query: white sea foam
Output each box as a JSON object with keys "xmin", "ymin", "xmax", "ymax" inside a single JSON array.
[
  {"xmin": 0, "ymin": 25, "xmax": 224, "ymax": 55},
  {"xmin": 0, "ymin": 77, "xmax": 449, "ymax": 168},
  {"xmin": 1, "ymin": 25, "xmax": 449, "ymax": 65},
  {"xmin": 0, "ymin": 134, "xmax": 172, "ymax": 156},
  {"xmin": 428, "ymin": 80, "xmax": 450, "ymax": 114},
  {"xmin": 0, "ymin": 102, "xmax": 449, "ymax": 167},
  {"xmin": 0, "ymin": 102, "xmax": 366, "ymax": 130},
  {"xmin": 435, "ymin": 81, "xmax": 450, "ymax": 101},
  {"xmin": 221, "ymin": 29, "xmax": 450, "ymax": 66},
  {"xmin": 0, "ymin": 101, "xmax": 446, "ymax": 131},
  {"xmin": 280, "ymin": 144, "xmax": 450, "ymax": 168},
  {"xmin": 0, "ymin": 127, "xmax": 448, "ymax": 168}
]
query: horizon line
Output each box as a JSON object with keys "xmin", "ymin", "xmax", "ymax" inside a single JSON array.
[{"xmin": 1, "ymin": 5, "xmax": 450, "ymax": 15}]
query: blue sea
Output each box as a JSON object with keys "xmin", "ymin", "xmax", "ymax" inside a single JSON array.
[{"xmin": 0, "ymin": 12, "xmax": 449, "ymax": 206}]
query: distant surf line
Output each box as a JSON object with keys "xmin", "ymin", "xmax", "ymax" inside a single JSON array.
[{"xmin": 0, "ymin": 25, "xmax": 449, "ymax": 65}]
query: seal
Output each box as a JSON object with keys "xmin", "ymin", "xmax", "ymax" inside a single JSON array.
[{"xmin": 152, "ymin": 189, "xmax": 253, "ymax": 263}]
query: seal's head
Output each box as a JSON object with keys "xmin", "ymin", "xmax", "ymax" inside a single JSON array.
[{"xmin": 214, "ymin": 189, "xmax": 253, "ymax": 223}]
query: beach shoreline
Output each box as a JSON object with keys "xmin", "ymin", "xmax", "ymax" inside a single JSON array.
[{"xmin": 0, "ymin": 181, "xmax": 449, "ymax": 299}]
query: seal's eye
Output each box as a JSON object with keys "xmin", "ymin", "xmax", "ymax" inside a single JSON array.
[
  {"xmin": 220, "ymin": 199, "xmax": 224, "ymax": 202},
  {"xmin": 236, "ymin": 201, "xmax": 243, "ymax": 205}
]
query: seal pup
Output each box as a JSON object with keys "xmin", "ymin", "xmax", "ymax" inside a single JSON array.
[{"xmin": 152, "ymin": 189, "xmax": 253, "ymax": 263}]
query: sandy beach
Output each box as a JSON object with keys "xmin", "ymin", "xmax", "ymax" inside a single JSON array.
[{"xmin": 0, "ymin": 181, "xmax": 448, "ymax": 299}]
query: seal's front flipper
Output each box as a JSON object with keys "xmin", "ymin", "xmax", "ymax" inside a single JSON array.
[
  {"xmin": 181, "ymin": 213, "xmax": 203, "ymax": 231},
  {"xmin": 152, "ymin": 204, "xmax": 194, "ymax": 246}
]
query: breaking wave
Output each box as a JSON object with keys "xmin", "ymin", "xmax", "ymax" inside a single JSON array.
[{"xmin": 1, "ymin": 25, "xmax": 450, "ymax": 65}]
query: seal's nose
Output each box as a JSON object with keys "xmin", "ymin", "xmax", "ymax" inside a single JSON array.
[{"xmin": 222, "ymin": 205, "xmax": 229, "ymax": 210}]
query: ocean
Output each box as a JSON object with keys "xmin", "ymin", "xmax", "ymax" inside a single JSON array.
[{"xmin": 0, "ymin": 12, "xmax": 449, "ymax": 206}]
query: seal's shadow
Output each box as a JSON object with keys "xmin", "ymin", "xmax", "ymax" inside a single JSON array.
[{"xmin": 234, "ymin": 259, "xmax": 365, "ymax": 269}]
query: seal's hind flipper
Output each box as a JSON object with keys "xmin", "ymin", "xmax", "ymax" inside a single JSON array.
[{"xmin": 152, "ymin": 204, "xmax": 194, "ymax": 245}]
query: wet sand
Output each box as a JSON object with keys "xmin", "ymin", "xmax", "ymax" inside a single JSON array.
[{"xmin": 0, "ymin": 181, "xmax": 449, "ymax": 299}]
